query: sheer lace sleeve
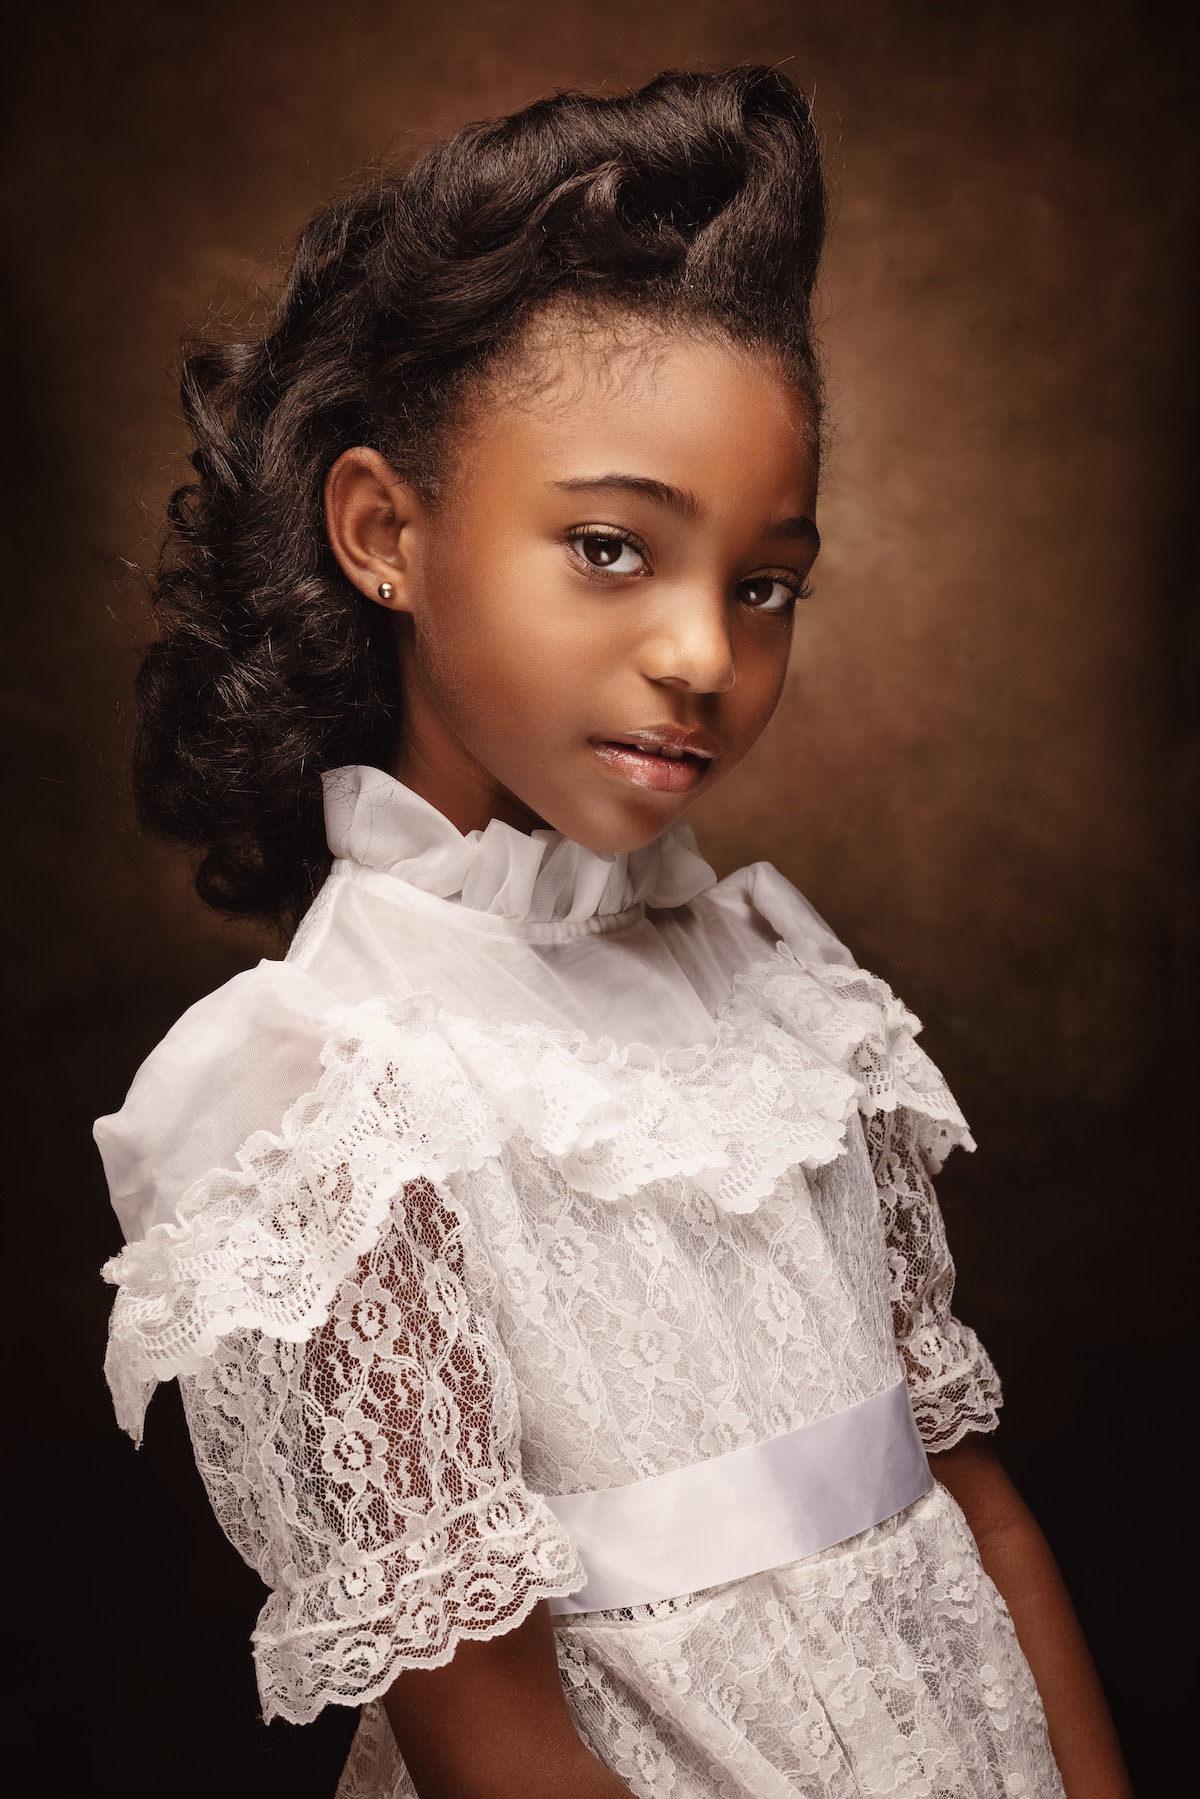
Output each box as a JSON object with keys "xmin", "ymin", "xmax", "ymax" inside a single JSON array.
[
  {"xmin": 179, "ymin": 1174, "xmax": 581, "ymax": 1724},
  {"xmin": 864, "ymin": 1105, "xmax": 1002, "ymax": 1452},
  {"xmin": 102, "ymin": 1005, "xmax": 583, "ymax": 1725}
]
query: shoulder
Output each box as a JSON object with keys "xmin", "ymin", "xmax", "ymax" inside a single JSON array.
[
  {"xmin": 94, "ymin": 958, "xmax": 345, "ymax": 1243},
  {"xmin": 686, "ymin": 861, "xmax": 976, "ymax": 1168},
  {"xmin": 693, "ymin": 860, "xmax": 860, "ymax": 973},
  {"xmin": 95, "ymin": 852, "xmax": 444, "ymax": 1245}
]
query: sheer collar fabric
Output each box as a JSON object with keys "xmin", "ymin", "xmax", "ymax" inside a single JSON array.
[{"xmin": 322, "ymin": 765, "xmax": 718, "ymax": 925}]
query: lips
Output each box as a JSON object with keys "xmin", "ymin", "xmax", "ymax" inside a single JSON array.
[{"xmin": 590, "ymin": 728, "xmax": 717, "ymax": 794}]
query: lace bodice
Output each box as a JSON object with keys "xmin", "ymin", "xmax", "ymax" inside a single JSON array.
[{"xmin": 98, "ymin": 767, "xmax": 1005, "ymax": 1749}]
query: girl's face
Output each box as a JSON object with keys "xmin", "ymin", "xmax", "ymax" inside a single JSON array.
[{"xmin": 326, "ymin": 317, "xmax": 820, "ymax": 852}]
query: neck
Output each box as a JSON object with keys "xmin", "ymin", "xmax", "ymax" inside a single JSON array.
[{"xmin": 393, "ymin": 681, "xmax": 548, "ymax": 839}]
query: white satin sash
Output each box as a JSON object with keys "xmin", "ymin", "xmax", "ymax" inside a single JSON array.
[{"xmin": 545, "ymin": 1378, "xmax": 931, "ymax": 1615}]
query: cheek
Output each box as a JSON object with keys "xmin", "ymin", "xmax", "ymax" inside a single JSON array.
[
  {"xmin": 413, "ymin": 541, "xmax": 587, "ymax": 727},
  {"xmin": 730, "ymin": 628, "xmax": 792, "ymax": 740}
]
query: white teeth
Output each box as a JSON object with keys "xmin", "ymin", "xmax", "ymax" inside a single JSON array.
[{"xmin": 613, "ymin": 741, "xmax": 696, "ymax": 760}]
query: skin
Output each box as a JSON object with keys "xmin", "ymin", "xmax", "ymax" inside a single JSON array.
[
  {"xmin": 934, "ymin": 1438, "xmax": 1133, "ymax": 1799},
  {"xmin": 325, "ymin": 319, "xmax": 819, "ymax": 853},
  {"xmin": 324, "ymin": 314, "xmax": 1131, "ymax": 1799}
]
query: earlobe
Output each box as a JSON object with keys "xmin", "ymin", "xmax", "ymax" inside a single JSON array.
[{"xmin": 323, "ymin": 445, "xmax": 421, "ymax": 613}]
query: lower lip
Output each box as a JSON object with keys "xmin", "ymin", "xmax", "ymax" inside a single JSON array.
[{"xmin": 591, "ymin": 741, "xmax": 711, "ymax": 793}]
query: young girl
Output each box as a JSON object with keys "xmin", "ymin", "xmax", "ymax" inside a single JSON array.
[{"xmin": 97, "ymin": 67, "xmax": 1130, "ymax": 1799}]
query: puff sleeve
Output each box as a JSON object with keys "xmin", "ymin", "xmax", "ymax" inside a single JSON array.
[{"xmin": 101, "ymin": 1000, "xmax": 582, "ymax": 1724}]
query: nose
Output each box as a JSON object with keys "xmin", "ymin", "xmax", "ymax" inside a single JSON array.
[{"xmin": 638, "ymin": 589, "xmax": 736, "ymax": 695}]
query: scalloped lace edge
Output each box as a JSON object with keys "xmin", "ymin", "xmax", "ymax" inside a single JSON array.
[
  {"xmin": 254, "ymin": 1557, "xmax": 582, "ymax": 1725},
  {"xmin": 104, "ymin": 945, "xmax": 974, "ymax": 1436}
]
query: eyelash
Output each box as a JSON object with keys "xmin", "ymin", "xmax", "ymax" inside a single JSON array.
[
  {"xmin": 565, "ymin": 527, "xmax": 814, "ymax": 610},
  {"xmin": 566, "ymin": 525, "xmax": 651, "ymax": 579}
]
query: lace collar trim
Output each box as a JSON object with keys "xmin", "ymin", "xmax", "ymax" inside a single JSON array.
[{"xmin": 322, "ymin": 765, "xmax": 717, "ymax": 924}]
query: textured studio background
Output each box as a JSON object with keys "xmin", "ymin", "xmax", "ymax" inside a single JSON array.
[{"xmin": 5, "ymin": 2, "xmax": 1195, "ymax": 1791}]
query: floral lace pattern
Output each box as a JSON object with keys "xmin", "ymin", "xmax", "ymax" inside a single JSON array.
[
  {"xmin": 337, "ymin": 1488, "xmax": 1061, "ymax": 1799},
  {"xmin": 555, "ymin": 1485, "xmax": 1060, "ymax": 1799},
  {"xmin": 865, "ymin": 1106, "xmax": 1002, "ymax": 1452},
  {"xmin": 103, "ymin": 941, "xmax": 1035, "ymax": 1787},
  {"xmin": 104, "ymin": 947, "xmax": 971, "ymax": 1428},
  {"xmin": 180, "ymin": 1179, "xmax": 581, "ymax": 1724}
]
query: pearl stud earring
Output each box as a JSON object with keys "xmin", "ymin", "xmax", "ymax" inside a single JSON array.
[{"xmin": 377, "ymin": 581, "xmax": 395, "ymax": 601}]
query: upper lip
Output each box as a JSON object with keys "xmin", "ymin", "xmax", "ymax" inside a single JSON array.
[{"xmin": 593, "ymin": 726, "xmax": 719, "ymax": 761}]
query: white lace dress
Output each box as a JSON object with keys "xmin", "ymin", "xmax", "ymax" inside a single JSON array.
[{"xmin": 99, "ymin": 766, "xmax": 1063, "ymax": 1798}]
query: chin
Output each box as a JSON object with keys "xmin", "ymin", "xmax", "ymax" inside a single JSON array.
[{"xmin": 556, "ymin": 796, "xmax": 690, "ymax": 857}]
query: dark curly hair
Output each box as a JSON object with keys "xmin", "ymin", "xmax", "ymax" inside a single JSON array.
[{"xmin": 135, "ymin": 65, "xmax": 828, "ymax": 927}]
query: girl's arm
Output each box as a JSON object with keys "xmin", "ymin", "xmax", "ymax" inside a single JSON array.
[
  {"xmin": 383, "ymin": 1600, "xmax": 634, "ymax": 1799},
  {"xmin": 930, "ymin": 1436, "xmax": 1133, "ymax": 1799}
]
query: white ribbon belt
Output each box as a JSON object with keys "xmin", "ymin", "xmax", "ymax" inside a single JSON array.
[{"xmin": 544, "ymin": 1377, "xmax": 931, "ymax": 1615}]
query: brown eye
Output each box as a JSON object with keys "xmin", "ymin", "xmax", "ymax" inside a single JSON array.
[
  {"xmin": 738, "ymin": 576, "xmax": 797, "ymax": 615},
  {"xmin": 582, "ymin": 535, "xmax": 628, "ymax": 566},
  {"xmin": 569, "ymin": 532, "xmax": 646, "ymax": 576}
]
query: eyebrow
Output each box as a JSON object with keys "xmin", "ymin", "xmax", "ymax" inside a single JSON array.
[
  {"xmin": 552, "ymin": 474, "xmax": 701, "ymax": 520},
  {"xmin": 768, "ymin": 516, "xmax": 821, "ymax": 548},
  {"xmin": 551, "ymin": 473, "xmax": 820, "ymax": 550}
]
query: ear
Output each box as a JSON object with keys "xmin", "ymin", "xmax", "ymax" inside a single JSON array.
[{"xmin": 324, "ymin": 446, "xmax": 425, "ymax": 613}]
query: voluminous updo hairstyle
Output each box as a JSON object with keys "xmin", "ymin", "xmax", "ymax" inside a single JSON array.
[{"xmin": 135, "ymin": 64, "xmax": 827, "ymax": 927}]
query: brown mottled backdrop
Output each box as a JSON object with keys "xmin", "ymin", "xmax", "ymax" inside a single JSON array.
[{"xmin": 4, "ymin": 0, "xmax": 1195, "ymax": 1791}]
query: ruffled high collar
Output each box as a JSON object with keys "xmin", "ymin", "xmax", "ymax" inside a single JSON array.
[{"xmin": 322, "ymin": 765, "xmax": 717, "ymax": 924}]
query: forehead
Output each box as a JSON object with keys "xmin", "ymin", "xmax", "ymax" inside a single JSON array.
[{"xmin": 455, "ymin": 312, "xmax": 818, "ymax": 515}]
